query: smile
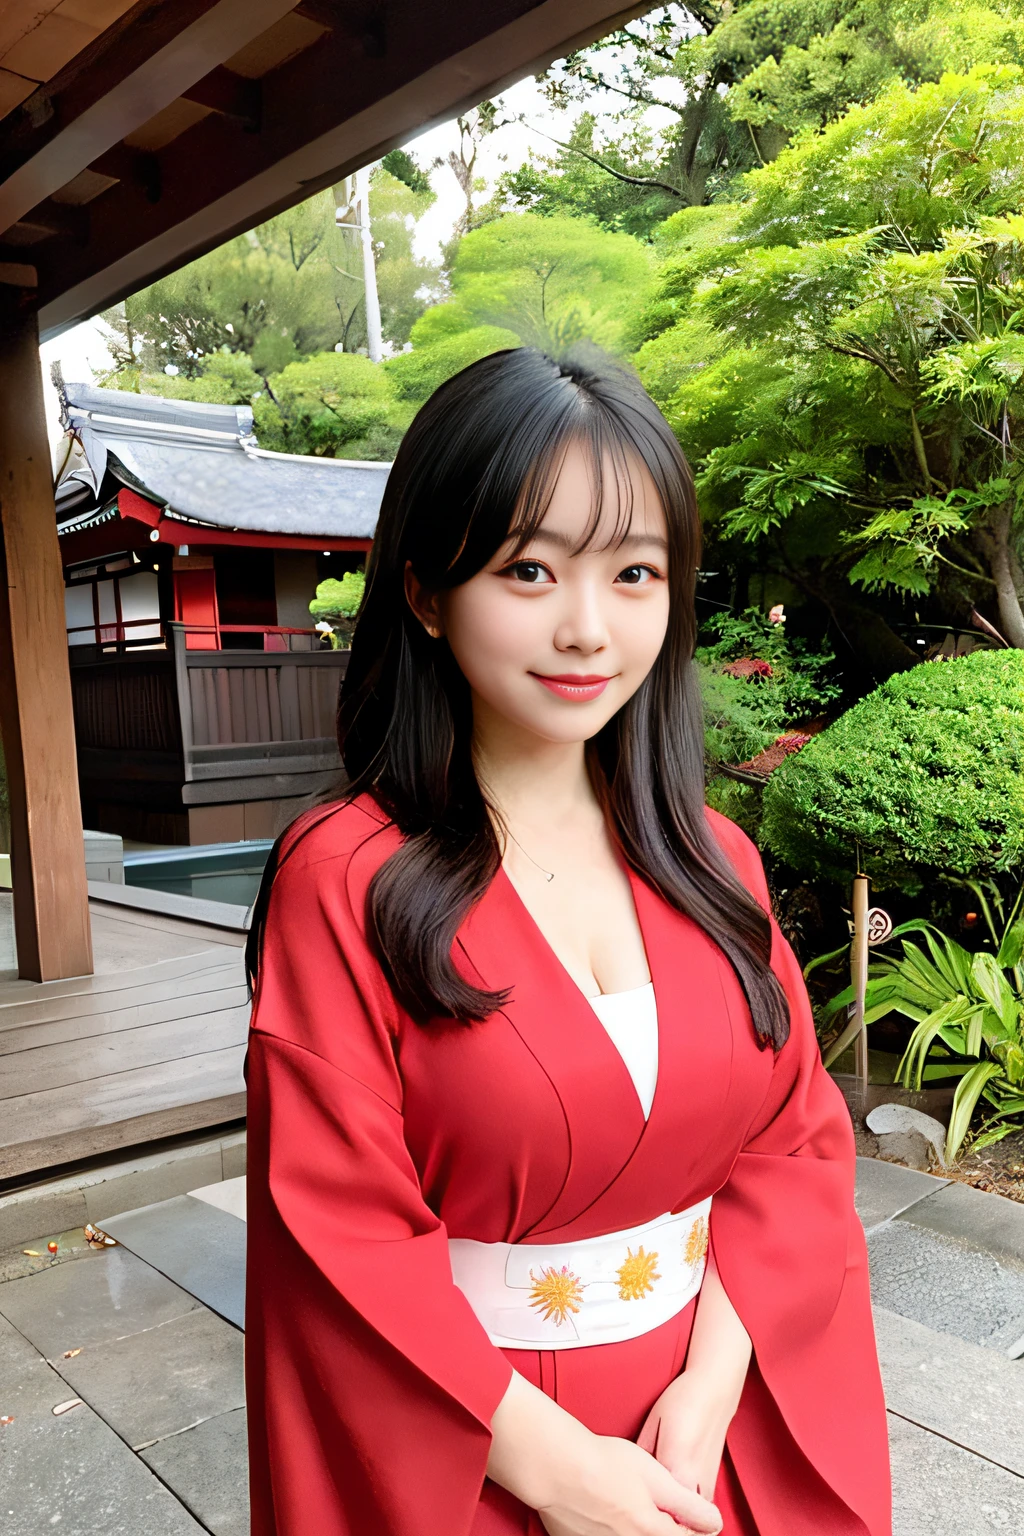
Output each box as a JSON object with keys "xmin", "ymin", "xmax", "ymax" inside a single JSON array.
[{"xmin": 529, "ymin": 673, "xmax": 614, "ymax": 702}]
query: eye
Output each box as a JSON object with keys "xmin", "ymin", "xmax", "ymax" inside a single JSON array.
[
  {"xmin": 615, "ymin": 564, "xmax": 660, "ymax": 586},
  {"xmin": 503, "ymin": 560, "xmax": 555, "ymax": 585}
]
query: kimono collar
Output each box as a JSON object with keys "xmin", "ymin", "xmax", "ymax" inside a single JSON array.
[{"xmin": 456, "ymin": 864, "xmax": 747, "ymax": 1242}]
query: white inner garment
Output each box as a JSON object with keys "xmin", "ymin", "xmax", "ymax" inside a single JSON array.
[{"xmin": 586, "ymin": 980, "xmax": 659, "ymax": 1120}]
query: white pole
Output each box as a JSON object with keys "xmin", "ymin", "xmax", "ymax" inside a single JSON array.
[{"xmin": 356, "ymin": 165, "xmax": 383, "ymax": 364}]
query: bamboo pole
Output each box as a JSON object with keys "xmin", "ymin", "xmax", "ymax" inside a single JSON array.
[{"xmin": 851, "ymin": 873, "xmax": 871, "ymax": 1095}]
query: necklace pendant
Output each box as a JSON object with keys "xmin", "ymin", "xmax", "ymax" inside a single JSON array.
[{"xmin": 544, "ymin": 870, "xmax": 555, "ymax": 882}]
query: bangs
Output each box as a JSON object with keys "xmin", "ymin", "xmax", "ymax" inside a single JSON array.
[
  {"xmin": 451, "ymin": 371, "xmax": 691, "ymax": 579},
  {"xmin": 506, "ymin": 410, "xmax": 646, "ymax": 559}
]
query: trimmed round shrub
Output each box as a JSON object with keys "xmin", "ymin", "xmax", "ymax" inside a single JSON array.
[{"xmin": 760, "ymin": 650, "xmax": 1024, "ymax": 890}]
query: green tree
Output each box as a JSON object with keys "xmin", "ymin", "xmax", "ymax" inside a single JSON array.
[
  {"xmin": 255, "ymin": 353, "xmax": 402, "ymax": 459},
  {"xmin": 100, "ymin": 167, "xmax": 438, "ymax": 380},
  {"xmin": 489, "ymin": 114, "xmax": 692, "ymax": 240},
  {"xmin": 635, "ymin": 67, "xmax": 1024, "ymax": 658},
  {"xmin": 383, "ymin": 326, "xmax": 520, "ymax": 402},
  {"xmin": 525, "ymin": 0, "xmax": 1024, "ymax": 227},
  {"xmin": 411, "ymin": 213, "xmax": 650, "ymax": 355}
]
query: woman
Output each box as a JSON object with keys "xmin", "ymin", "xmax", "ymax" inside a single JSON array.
[{"xmin": 243, "ymin": 349, "xmax": 891, "ymax": 1536}]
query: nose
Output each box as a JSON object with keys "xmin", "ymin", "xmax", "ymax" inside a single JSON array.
[{"xmin": 552, "ymin": 578, "xmax": 610, "ymax": 656}]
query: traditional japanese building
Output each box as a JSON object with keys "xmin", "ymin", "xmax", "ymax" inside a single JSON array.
[{"xmin": 53, "ymin": 380, "xmax": 387, "ymax": 844}]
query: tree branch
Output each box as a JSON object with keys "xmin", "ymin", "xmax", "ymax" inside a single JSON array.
[{"xmin": 524, "ymin": 122, "xmax": 686, "ymax": 198}]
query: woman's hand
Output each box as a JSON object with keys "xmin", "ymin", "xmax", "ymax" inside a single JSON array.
[
  {"xmin": 537, "ymin": 1432, "xmax": 722, "ymax": 1536},
  {"xmin": 638, "ymin": 1254, "xmax": 753, "ymax": 1502},
  {"xmin": 488, "ymin": 1370, "xmax": 721, "ymax": 1536},
  {"xmin": 637, "ymin": 1371, "xmax": 732, "ymax": 1503}
]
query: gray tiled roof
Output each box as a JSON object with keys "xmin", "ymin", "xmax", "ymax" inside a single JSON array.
[{"xmin": 55, "ymin": 382, "xmax": 389, "ymax": 540}]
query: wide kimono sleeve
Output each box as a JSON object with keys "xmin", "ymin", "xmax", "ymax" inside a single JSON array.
[
  {"xmin": 707, "ymin": 812, "xmax": 892, "ymax": 1536},
  {"xmin": 243, "ymin": 828, "xmax": 514, "ymax": 1536}
]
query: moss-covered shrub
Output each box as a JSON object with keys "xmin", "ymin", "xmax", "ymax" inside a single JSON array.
[{"xmin": 760, "ymin": 650, "xmax": 1024, "ymax": 890}]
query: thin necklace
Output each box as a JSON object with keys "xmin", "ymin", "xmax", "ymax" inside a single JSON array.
[{"xmin": 504, "ymin": 827, "xmax": 555, "ymax": 882}]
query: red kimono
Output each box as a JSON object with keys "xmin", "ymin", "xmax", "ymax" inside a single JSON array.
[{"xmin": 244, "ymin": 795, "xmax": 891, "ymax": 1536}]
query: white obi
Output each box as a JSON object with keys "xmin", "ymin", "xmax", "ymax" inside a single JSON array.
[{"xmin": 449, "ymin": 1198, "xmax": 712, "ymax": 1350}]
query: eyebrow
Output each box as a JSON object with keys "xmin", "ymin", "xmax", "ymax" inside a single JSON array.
[{"xmin": 523, "ymin": 527, "xmax": 669, "ymax": 553}]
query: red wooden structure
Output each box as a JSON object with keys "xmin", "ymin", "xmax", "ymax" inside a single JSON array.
[{"xmin": 53, "ymin": 381, "xmax": 382, "ymax": 843}]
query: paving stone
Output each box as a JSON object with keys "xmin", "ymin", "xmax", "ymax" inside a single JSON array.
[
  {"xmin": 0, "ymin": 1243, "xmax": 201, "ymax": 1357},
  {"xmin": 55, "ymin": 1304, "xmax": 244, "ymax": 1449},
  {"xmin": 189, "ymin": 1173, "xmax": 247, "ymax": 1222},
  {"xmin": 855, "ymin": 1155, "xmax": 948, "ymax": 1233},
  {"xmin": 875, "ymin": 1306, "xmax": 1024, "ymax": 1475},
  {"xmin": 868, "ymin": 1220, "xmax": 1024, "ymax": 1353},
  {"xmin": 102, "ymin": 1192, "xmax": 246, "ymax": 1328},
  {"xmin": 0, "ymin": 1307, "xmax": 44, "ymax": 1375},
  {"xmin": 900, "ymin": 1179, "xmax": 1024, "ymax": 1267},
  {"xmin": 889, "ymin": 1412, "xmax": 1024, "ymax": 1533},
  {"xmin": 141, "ymin": 1405, "xmax": 249, "ymax": 1536},
  {"xmin": 0, "ymin": 1336, "xmax": 204, "ymax": 1534}
]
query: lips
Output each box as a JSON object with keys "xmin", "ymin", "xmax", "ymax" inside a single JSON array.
[{"xmin": 530, "ymin": 672, "xmax": 614, "ymax": 702}]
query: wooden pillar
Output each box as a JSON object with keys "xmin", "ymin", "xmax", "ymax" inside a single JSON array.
[{"xmin": 0, "ymin": 283, "xmax": 92, "ymax": 981}]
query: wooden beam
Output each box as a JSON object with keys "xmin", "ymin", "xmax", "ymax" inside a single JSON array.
[
  {"xmin": 0, "ymin": 291, "xmax": 93, "ymax": 982},
  {"xmin": 0, "ymin": 0, "xmax": 303, "ymax": 235},
  {"xmin": 36, "ymin": 0, "xmax": 648, "ymax": 336},
  {"xmin": 182, "ymin": 68, "xmax": 262, "ymax": 131}
]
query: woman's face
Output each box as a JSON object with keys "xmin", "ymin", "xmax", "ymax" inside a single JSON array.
[{"xmin": 410, "ymin": 441, "xmax": 671, "ymax": 747}]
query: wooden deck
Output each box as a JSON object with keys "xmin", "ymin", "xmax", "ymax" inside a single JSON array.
[{"xmin": 0, "ymin": 889, "xmax": 249, "ymax": 1183}]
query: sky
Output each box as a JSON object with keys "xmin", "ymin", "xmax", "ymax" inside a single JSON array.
[{"xmin": 39, "ymin": 43, "xmax": 685, "ymax": 449}]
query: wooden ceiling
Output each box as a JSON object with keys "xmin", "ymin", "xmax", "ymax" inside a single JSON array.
[{"xmin": 0, "ymin": 0, "xmax": 644, "ymax": 338}]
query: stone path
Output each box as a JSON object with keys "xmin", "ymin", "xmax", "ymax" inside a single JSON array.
[{"xmin": 2, "ymin": 1159, "xmax": 1024, "ymax": 1533}]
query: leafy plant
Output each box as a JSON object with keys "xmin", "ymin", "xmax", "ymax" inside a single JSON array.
[
  {"xmin": 823, "ymin": 885, "xmax": 1024, "ymax": 1161},
  {"xmin": 309, "ymin": 572, "xmax": 365, "ymax": 648},
  {"xmin": 761, "ymin": 650, "xmax": 1024, "ymax": 890},
  {"xmin": 698, "ymin": 607, "xmax": 840, "ymax": 741},
  {"xmin": 310, "ymin": 573, "xmax": 365, "ymax": 620}
]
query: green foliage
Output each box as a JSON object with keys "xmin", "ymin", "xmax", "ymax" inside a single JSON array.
[
  {"xmin": 100, "ymin": 171, "xmax": 439, "ymax": 379},
  {"xmin": 698, "ymin": 607, "xmax": 839, "ymax": 845},
  {"xmin": 107, "ymin": 345, "xmax": 408, "ymax": 460},
  {"xmin": 369, "ymin": 168, "xmax": 442, "ymax": 347},
  {"xmin": 310, "ymin": 572, "xmax": 366, "ymax": 621},
  {"xmin": 381, "ymin": 149, "xmax": 433, "ymax": 196},
  {"xmin": 739, "ymin": 65, "xmax": 1024, "ymax": 245},
  {"xmin": 761, "ymin": 650, "xmax": 1024, "ymax": 889},
  {"xmin": 309, "ymin": 572, "xmax": 366, "ymax": 648},
  {"xmin": 699, "ymin": 609, "xmax": 841, "ymax": 737},
  {"xmin": 488, "ymin": 114, "xmax": 685, "ymax": 239},
  {"xmin": 256, "ymin": 354, "xmax": 395, "ymax": 457},
  {"xmin": 124, "ymin": 352, "xmax": 263, "ymax": 405},
  {"xmin": 410, "ymin": 214, "xmax": 650, "ymax": 356},
  {"xmin": 823, "ymin": 889, "xmax": 1024, "ymax": 1159},
  {"xmin": 383, "ymin": 326, "xmax": 520, "ymax": 402},
  {"xmin": 712, "ymin": 0, "xmax": 1024, "ymax": 143},
  {"xmin": 637, "ymin": 69, "xmax": 1024, "ymax": 650}
]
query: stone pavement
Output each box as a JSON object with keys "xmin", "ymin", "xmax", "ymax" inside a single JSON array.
[{"xmin": 2, "ymin": 1159, "xmax": 1024, "ymax": 1533}]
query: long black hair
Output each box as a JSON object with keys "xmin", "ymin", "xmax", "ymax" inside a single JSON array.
[{"xmin": 246, "ymin": 348, "xmax": 789, "ymax": 1050}]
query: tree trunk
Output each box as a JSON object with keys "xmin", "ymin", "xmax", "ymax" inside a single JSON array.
[{"xmin": 976, "ymin": 508, "xmax": 1024, "ymax": 650}]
